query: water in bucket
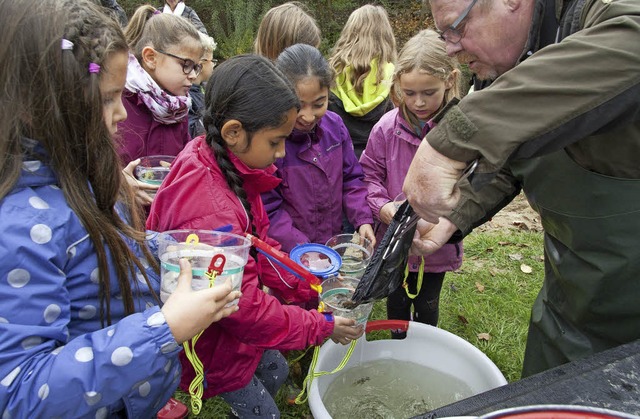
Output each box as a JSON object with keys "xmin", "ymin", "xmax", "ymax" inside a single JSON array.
[
  {"xmin": 321, "ymin": 276, "xmax": 373, "ymax": 327},
  {"xmin": 322, "ymin": 358, "xmax": 474, "ymax": 418},
  {"xmin": 157, "ymin": 230, "xmax": 250, "ymax": 304},
  {"xmin": 325, "ymin": 234, "xmax": 373, "ymax": 279}
]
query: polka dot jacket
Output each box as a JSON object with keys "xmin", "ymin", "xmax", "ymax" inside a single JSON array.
[{"xmin": 0, "ymin": 145, "xmax": 182, "ymax": 418}]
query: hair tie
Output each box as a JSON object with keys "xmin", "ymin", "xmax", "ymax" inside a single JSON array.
[
  {"xmin": 153, "ymin": 9, "xmax": 162, "ymax": 15},
  {"xmin": 61, "ymin": 39, "xmax": 74, "ymax": 50},
  {"xmin": 88, "ymin": 63, "xmax": 100, "ymax": 74}
]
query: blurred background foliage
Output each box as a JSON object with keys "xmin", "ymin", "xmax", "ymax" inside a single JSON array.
[{"xmin": 117, "ymin": 0, "xmax": 434, "ymax": 59}]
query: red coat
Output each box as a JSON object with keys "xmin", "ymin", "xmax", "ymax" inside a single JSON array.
[{"xmin": 147, "ymin": 136, "xmax": 331, "ymax": 397}]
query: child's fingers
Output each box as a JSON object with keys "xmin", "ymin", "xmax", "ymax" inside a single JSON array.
[{"xmin": 175, "ymin": 258, "xmax": 193, "ymax": 291}]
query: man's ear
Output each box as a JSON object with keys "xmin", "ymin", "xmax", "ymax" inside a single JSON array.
[
  {"xmin": 141, "ymin": 46, "xmax": 157, "ymax": 71},
  {"xmin": 221, "ymin": 120, "xmax": 244, "ymax": 148}
]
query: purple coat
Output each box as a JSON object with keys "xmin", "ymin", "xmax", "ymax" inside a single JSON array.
[
  {"xmin": 360, "ymin": 108, "xmax": 463, "ymax": 272},
  {"xmin": 116, "ymin": 90, "xmax": 190, "ymax": 164},
  {"xmin": 262, "ymin": 111, "xmax": 374, "ymax": 252}
]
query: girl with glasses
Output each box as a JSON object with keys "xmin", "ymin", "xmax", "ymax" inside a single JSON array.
[{"xmin": 118, "ymin": 5, "xmax": 203, "ymax": 205}]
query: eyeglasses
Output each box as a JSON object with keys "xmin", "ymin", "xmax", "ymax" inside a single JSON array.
[
  {"xmin": 202, "ymin": 58, "xmax": 219, "ymax": 67},
  {"xmin": 437, "ymin": 0, "xmax": 479, "ymax": 44},
  {"xmin": 155, "ymin": 49, "xmax": 203, "ymax": 76}
]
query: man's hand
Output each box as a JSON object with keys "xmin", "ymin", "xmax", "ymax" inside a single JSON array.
[
  {"xmin": 410, "ymin": 218, "xmax": 458, "ymax": 256},
  {"xmin": 403, "ymin": 141, "xmax": 467, "ymax": 223}
]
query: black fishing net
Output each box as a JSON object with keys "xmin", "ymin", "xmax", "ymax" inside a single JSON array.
[{"xmin": 349, "ymin": 200, "xmax": 419, "ymax": 307}]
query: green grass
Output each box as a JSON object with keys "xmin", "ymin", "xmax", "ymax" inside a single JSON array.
[{"xmin": 174, "ymin": 229, "xmax": 544, "ymax": 417}]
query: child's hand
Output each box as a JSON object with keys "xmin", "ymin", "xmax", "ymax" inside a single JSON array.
[
  {"xmin": 379, "ymin": 202, "xmax": 396, "ymax": 226},
  {"xmin": 162, "ymin": 258, "xmax": 242, "ymax": 344},
  {"xmin": 329, "ymin": 316, "xmax": 364, "ymax": 345},
  {"xmin": 357, "ymin": 224, "xmax": 376, "ymax": 248},
  {"xmin": 122, "ymin": 159, "xmax": 160, "ymax": 206}
]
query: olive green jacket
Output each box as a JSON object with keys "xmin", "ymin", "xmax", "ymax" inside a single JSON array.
[{"xmin": 429, "ymin": 0, "xmax": 640, "ymax": 233}]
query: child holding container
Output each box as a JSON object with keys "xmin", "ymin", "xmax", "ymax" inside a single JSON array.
[
  {"xmin": 0, "ymin": 1, "xmax": 239, "ymax": 417},
  {"xmin": 262, "ymin": 44, "xmax": 376, "ymax": 253},
  {"xmin": 360, "ymin": 30, "xmax": 464, "ymax": 337},
  {"xmin": 147, "ymin": 54, "xmax": 363, "ymax": 418}
]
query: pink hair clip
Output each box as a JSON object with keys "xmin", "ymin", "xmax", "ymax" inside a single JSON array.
[
  {"xmin": 61, "ymin": 39, "xmax": 74, "ymax": 50},
  {"xmin": 153, "ymin": 9, "xmax": 162, "ymax": 15},
  {"xmin": 88, "ymin": 62, "xmax": 101, "ymax": 74}
]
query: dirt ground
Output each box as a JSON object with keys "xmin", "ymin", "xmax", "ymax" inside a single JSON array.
[{"xmin": 475, "ymin": 192, "xmax": 543, "ymax": 233}]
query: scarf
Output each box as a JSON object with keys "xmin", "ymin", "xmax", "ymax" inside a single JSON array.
[
  {"xmin": 163, "ymin": 2, "xmax": 185, "ymax": 16},
  {"xmin": 125, "ymin": 53, "xmax": 191, "ymax": 125}
]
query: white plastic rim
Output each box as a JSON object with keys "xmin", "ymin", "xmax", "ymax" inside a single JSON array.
[{"xmin": 308, "ymin": 321, "xmax": 507, "ymax": 419}]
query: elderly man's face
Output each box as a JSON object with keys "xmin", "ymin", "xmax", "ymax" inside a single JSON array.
[{"xmin": 430, "ymin": 0, "xmax": 534, "ymax": 80}]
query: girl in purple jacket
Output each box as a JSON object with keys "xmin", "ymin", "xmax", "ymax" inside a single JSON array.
[
  {"xmin": 360, "ymin": 30, "xmax": 464, "ymax": 337},
  {"xmin": 262, "ymin": 44, "xmax": 376, "ymax": 252}
]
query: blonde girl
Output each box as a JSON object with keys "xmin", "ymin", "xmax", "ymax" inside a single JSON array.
[
  {"xmin": 328, "ymin": 4, "xmax": 397, "ymax": 157},
  {"xmin": 119, "ymin": 5, "xmax": 204, "ymax": 204},
  {"xmin": 360, "ymin": 29, "xmax": 463, "ymax": 337},
  {"xmin": 254, "ymin": 1, "xmax": 321, "ymax": 61}
]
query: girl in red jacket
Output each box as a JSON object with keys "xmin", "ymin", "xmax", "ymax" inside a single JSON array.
[{"xmin": 147, "ymin": 54, "xmax": 362, "ymax": 418}]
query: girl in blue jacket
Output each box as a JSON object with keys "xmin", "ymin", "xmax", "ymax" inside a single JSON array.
[
  {"xmin": 0, "ymin": 1, "xmax": 239, "ymax": 417},
  {"xmin": 262, "ymin": 44, "xmax": 376, "ymax": 253}
]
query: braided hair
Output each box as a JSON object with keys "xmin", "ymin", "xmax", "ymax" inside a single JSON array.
[
  {"xmin": 203, "ymin": 54, "xmax": 299, "ymax": 254},
  {"xmin": 0, "ymin": 0, "xmax": 159, "ymax": 325}
]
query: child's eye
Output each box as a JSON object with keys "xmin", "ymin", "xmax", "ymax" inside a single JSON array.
[{"xmin": 404, "ymin": 91, "xmax": 415, "ymax": 97}]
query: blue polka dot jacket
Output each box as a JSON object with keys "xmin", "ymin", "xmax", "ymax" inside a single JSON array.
[{"xmin": 0, "ymin": 142, "xmax": 182, "ymax": 418}]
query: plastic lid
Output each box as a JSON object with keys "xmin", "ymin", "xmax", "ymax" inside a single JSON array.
[{"xmin": 289, "ymin": 243, "xmax": 342, "ymax": 278}]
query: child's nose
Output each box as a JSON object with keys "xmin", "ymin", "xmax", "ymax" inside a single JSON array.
[{"xmin": 299, "ymin": 110, "xmax": 314, "ymax": 122}]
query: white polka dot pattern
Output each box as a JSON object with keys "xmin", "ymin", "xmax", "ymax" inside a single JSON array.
[
  {"xmin": 78, "ymin": 305, "xmax": 97, "ymax": 320},
  {"xmin": 1, "ymin": 366, "xmax": 20, "ymax": 387},
  {"xmin": 111, "ymin": 347, "xmax": 133, "ymax": 366},
  {"xmin": 43, "ymin": 305, "xmax": 61, "ymax": 323},
  {"xmin": 30, "ymin": 224, "xmax": 52, "ymax": 244},
  {"xmin": 7, "ymin": 269, "xmax": 30, "ymax": 288},
  {"xmin": 146, "ymin": 312, "xmax": 165, "ymax": 327},
  {"xmin": 21, "ymin": 336, "xmax": 42, "ymax": 350},
  {"xmin": 37, "ymin": 383, "xmax": 49, "ymax": 400},
  {"xmin": 28, "ymin": 196, "xmax": 49, "ymax": 210},
  {"xmin": 84, "ymin": 391, "xmax": 102, "ymax": 406},
  {"xmin": 95, "ymin": 407, "xmax": 108, "ymax": 419},
  {"xmin": 75, "ymin": 347, "xmax": 94, "ymax": 362},
  {"xmin": 138, "ymin": 381, "xmax": 151, "ymax": 397}
]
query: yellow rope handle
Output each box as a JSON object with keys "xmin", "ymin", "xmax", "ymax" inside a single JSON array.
[
  {"xmin": 294, "ymin": 339, "xmax": 357, "ymax": 405},
  {"xmin": 182, "ymin": 269, "xmax": 218, "ymax": 415},
  {"xmin": 403, "ymin": 256, "xmax": 425, "ymax": 300}
]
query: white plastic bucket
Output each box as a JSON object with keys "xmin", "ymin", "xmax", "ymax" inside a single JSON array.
[{"xmin": 309, "ymin": 320, "xmax": 508, "ymax": 418}]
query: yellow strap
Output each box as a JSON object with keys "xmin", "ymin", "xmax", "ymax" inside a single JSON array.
[
  {"xmin": 294, "ymin": 339, "xmax": 357, "ymax": 405},
  {"xmin": 183, "ymin": 270, "xmax": 218, "ymax": 415},
  {"xmin": 403, "ymin": 257, "xmax": 425, "ymax": 300}
]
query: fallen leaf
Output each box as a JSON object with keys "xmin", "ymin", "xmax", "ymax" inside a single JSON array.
[
  {"xmin": 508, "ymin": 253, "xmax": 523, "ymax": 261},
  {"xmin": 457, "ymin": 315, "xmax": 469, "ymax": 325},
  {"xmin": 520, "ymin": 264, "xmax": 533, "ymax": 273},
  {"xmin": 475, "ymin": 282, "xmax": 485, "ymax": 292},
  {"xmin": 513, "ymin": 221, "xmax": 530, "ymax": 231},
  {"xmin": 539, "ymin": 255, "xmax": 545, "ymax": 261},
  {"xmin": 484, "ymin": 247, "xmax": 494, "ymax": 253},
  {"xmin": 488, "ymin": 268, "xmax": 499, "ymax": 277},
  {"xmin": 449, "ymin": 283, "xmax": 458, "ymax": 292},
  {"xmin": 477, "ymin": 333, "xmax": 491, "ymax": 341},
  {"xmin": 498, "ymin": 241, "xmax": 514, "ymax": 246}
]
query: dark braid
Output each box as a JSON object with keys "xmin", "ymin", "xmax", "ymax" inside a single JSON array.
[{"xmin": 203, "ymin": 54, "xmax": 300, "ymax": 260}]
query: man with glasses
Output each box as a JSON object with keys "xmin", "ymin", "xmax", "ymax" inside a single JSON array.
[{"xmin": 404, "ymin": 0, "xmax": 640, "ymax": 377}]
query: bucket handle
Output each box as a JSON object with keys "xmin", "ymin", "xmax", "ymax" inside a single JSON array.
[{"xmin": 365, "ymin": 320, "xmax": 409, "ymax": 333}]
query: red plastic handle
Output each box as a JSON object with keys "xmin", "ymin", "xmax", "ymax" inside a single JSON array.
[
  {"xmin": 365, "ymin": 320, "xmax": 409, "ymax": 333},
  {"xmin": 244, "ymin": 233, "xmax": 321, "ymax": 285}
]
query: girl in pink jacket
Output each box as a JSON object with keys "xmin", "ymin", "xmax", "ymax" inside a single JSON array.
[
  {"xmin": 360, "ymin": 30, "xmax": 464, "ymax": 338},
  {"xmin": 147, "ymin": 54, "xmax": 362, "ymax": 418}
]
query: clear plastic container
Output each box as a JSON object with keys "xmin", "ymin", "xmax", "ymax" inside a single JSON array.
[
  {"xmin": 320, "ymin": 276, "xmax": 373, "ymax": 327},
  {"xmin": 157, "ymin": 230, "xmax": 250, "ymax": 304},
  {"xmin": 134, "ymin": 155, "xmax": 175, "ymax": 198},
  {"xmin": 325, "ymin": 234, "xmax": 373, "ymax": 279}
]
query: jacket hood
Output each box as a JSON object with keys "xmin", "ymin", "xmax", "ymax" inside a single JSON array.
[
  {"xmin": 16, "ymin": 139, "xmax": 58, "ymax": 189},
  {"xmin": 331, "ymin": 60, "xmax": 394, "ymax": 117}
]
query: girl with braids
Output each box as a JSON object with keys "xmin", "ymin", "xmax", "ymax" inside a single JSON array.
[
  {"xmin": 118, "ymin": 5, "xmax": 204, "ymax": 205},
  {"xmin": 0, "ymin": 0, "xmax": 239, "ymax": 417},
  {"xmin": 147, "ymin": 54, "xmax": 363, "ymax": 418},
  {"xmin": 360, "ymin": 30, "xmax": 464, "ymax": 337}
]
